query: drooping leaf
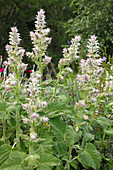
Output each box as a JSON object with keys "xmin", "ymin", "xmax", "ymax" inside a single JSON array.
[
  {"xmin": 70, "ymin": 160, "xmax": 78, "ymax": 169},
  {"xmin": 78, "ymin": 143, "xmax": 101, "ymax": 170},
  {"xmin": 66, "ymin": 125, "xmax": 82, "ymax": 146},
  {"xmin": 96, "ymin": 116, "xmax": 111, "ymax": 127}
]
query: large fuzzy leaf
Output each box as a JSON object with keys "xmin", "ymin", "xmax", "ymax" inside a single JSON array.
[
  {"xmin": 83, "ymin": 130, "xmax": 94, "ymax": 142},
  {"xmin": 96, "ymin": 116, "xmax": 111, "ymax": 127},
  {"xmin": 50, "ymin": 117, "xmax": 67, "ymax": 141},
  {"xmin": 33, "ymin": 128, "xmax": 53, "ymax": 154},
  {"xmin": 1, "ymin": 152, "xmax": 24, "ymax": 170},
  {"xmin": 0, "ymin": 144, "xmax": 11, "ymax": 166},
  {"xmin": 45, "ymin": 102, "xmax": 72, "ymax": 117},
  {"xmin": 78, "ymin": 143, "xmax": 101, "ymax": 170},
  {"xmin": 37, "ymin": 153, "xmax": 60, "ymax": 170},
  {"xmin": 66, "ymin": 125, "xmax": 82, "ymax": 146},
  {"xmin": 55, "ymin": 142, "xmax": 67, "ymax": 157}
]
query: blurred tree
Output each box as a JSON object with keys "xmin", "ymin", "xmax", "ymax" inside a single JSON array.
[
  {"xmin": 0, "ymin": 0, "xmax": 75, "ymax": 66},
  {"xmin": 66, "ymin": 0, "xmax": 113, "ymax": 58}
]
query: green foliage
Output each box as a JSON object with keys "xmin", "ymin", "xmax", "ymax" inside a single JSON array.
[
  {"xmin": 0, "ymin": 6, "xmax": 113, "ymax": 169},
  {"xmin": 78, "ymin": 143, "xmax": 101, "ymax": 170},
  {"xmin": 36, "ymin": 153, "xmax": 60, "ymax": 170},
  {"xmin": 1, "ymin": 152, "xmax": 24, "ymax": 170},
  {"xmin": 0, "ymin": 144, "xmax": 11, "ymax": 166},
  {"xmin": 66, "ymin": 0, "xmax": 113, "ymax": 57},
  {"xmin": 66, "ymin": 125, "xmax": 82, "ymax": 146}
]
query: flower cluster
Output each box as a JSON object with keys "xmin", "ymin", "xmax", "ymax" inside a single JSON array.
[
  {"xmin": 87, "ymin": 35, "xmax": 99, "ymax": 58},
  {"xmin": 59, "ymin": 36, "xmax": 81, "ymax": 68},
  {"xmin": 57, "ymin": 36, "xmax": 81, "ymax": 81},
  {"xmin": 26, "ymin": 9, "xmax": 51, "ymax": 66},
  {"xmin": 4, "ymin": 73, "xmax": 17, "ymax": 89},
  {"xmin": 76, "ymin": 35, "xmax": 104, "ymax": 99},
  {"xmin": 22, "ymin": 70, "xmax": 49, "ymax": 140},
  {"xmin": 4, "ymin": 27, "xmax": 27, "ymax": 75}
]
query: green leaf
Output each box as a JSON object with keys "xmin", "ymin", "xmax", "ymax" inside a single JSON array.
[
  {"xmin": 46, "ymin": 102, "xmax": 72, "ymax": 116},
  {"xmin": 70, "ymin": 160, "xmax": 78, "ymax": 169},
  {"xmin": 107, "ymin": 159, "xmax": 113, "ymax": 170},
  {"xmin": 33, "ymin": 134, "xmax": 53, "ymax": 154},
  {"xmin": 55, "ymin": 165, "xmax": 65, "ymax": 170},
  {"xmin": 0, "ymin": 102, "xmax": 6, "ymax": 112},
  {"xmin": 37, "ymin": 153, "xmax": 60, "ymax": 169},
  {"xmin": 0, "ymin": 111, "xmax": 10, "ymax": 120},
  {"xmin": 104, "ymin": 128, "xmax": 113, "ymax": 135},
  {"xmin": 84, "ymin": 131, "xmax": 94, "ymax": 142},
  {"xmin": 50, "ymin": 117, "xmax": 67, "ymax": 141},
  {"xmin": 56, "ymin": 142, "xmax": 67, "ymax": 157},
  {"xmin": 1, "ymin": 151, "xmax": 24, "ymax": 170},
  {"xmin": 24, "ymin": 154, "xmax": 40, "ymax": 166},
  {"xmin": 78, "ymin": 143, "xmax": 101, "ymax": 170},
  {"xmin": 0, "ymin": 144, "xmax": 11, "ymax": 166},
  {"xmin": 96, "ymin": 116, "xmax": 111, "ymax": 127},
  {"xmin": 66, "ymin": 125, "xmax": 82, "ymax": 146}
]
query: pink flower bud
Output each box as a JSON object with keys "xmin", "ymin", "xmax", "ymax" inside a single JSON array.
[
  {"xmin": 83, "ymin": 115, "xmax": 89, "ymax": 120},
  {"xmin": 25, "ymin": 138, "xmax": 28, "ymax": 141},
  {"xmin": 76, "ymin": 127, "xmax": 79, "ymax": 133}
]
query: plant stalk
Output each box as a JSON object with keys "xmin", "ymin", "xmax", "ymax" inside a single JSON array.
[
  {"xmin": 53, "ymin": 69, "xmax": 62, "ymax": 97},
  {"xmin": 16, "ymin": 82, "xmax": 20, "ymax": 148},
  {"xmin": 1, "ymin": 92, "xmax": 6, "ymax": 142}
]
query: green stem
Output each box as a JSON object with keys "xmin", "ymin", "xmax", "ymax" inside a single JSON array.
[
  {"xmin": 103, "ymin": 128, "xmax": 106, "ymax": 141},
  {"xmin": 3, "ymin": 120, "xmax": 6, "ymax": 142},
  {"xmin": 29, "ymin": 140, "xmax": 32, "ymax": 155},
  {"xmin": 39, "ymin": 56, "xmax": 42, "ymax": 83},
  {"xmin": 16, "ymin": 82, "xmax": 20, "ymax": 148},
  {"xmin": 1, "ymin": 92, "xmax": 6, "ymax": 143},
  {"xmin": 53, "ymin": 69, "xmax": 62, "ymax": 97},
  {"xmin": 81, "ymin": 123, "xmax": 89, "ymax": 147},
  {"xmin": 66, "ymin": 146, "xmax": 72, "ymax": 170}
]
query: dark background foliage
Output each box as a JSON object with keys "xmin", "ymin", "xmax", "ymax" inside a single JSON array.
[
  {"xmin": 0, "ymin": 0, "xmax": 113, "ymax": 67},
  {"xmin": 0, "ymin": 0, "xmax": 75, "ymax": 66},
  {"xmin": 66, "ymin": 0, "xmax": 113, "ymax": 59}
]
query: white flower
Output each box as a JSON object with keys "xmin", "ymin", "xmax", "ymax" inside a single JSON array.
[
  {"xmin": 30, "ymin": 132, "xmax": 37, "ymax": 140},
  {"xmin": 22, "ymin": 117, "xmax": 29, "ymax": 124},
  {"xmin": 40, "ymin": 116, "xmax": 49, "ymax": 122},
  {"xmin": 83, "ymin": 115, "xmax": 89, "ymax": 120},
  {"xmin": 41, "ymin": 101, "xmax": 48, "ymax": 108},
  {"xmin": 30, "ymin": 113, "xmax": 40, "ymax": 121},
  {"xmin": 22, "ymin": 104, "xmax": 28, "ymax": 110}
]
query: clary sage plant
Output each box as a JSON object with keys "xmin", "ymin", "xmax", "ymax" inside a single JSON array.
[{"xmin": 0, "ymin": 9, "xmax": 113, "ymax": 170}]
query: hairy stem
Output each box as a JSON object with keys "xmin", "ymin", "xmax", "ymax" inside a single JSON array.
[
  {"xmin": 16, "ymin": 82, "xmax": 20, "ymax": 148},
  {"xmin": 1, "ymin": 92, "xmax": 6, "ymax": 142}
]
